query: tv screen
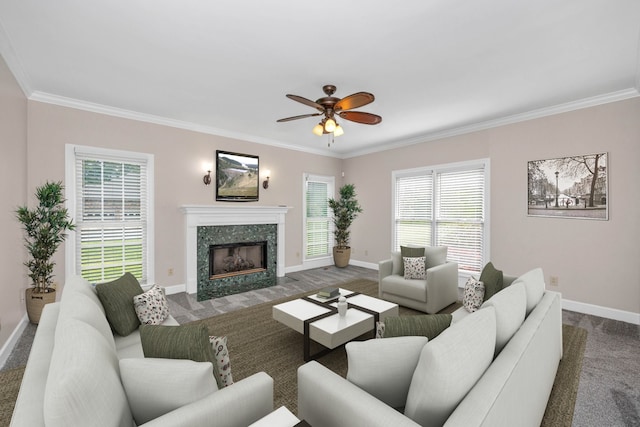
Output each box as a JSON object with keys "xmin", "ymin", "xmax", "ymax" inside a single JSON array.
[{"xmin": 215, "ymin": 150, "xmax": 259, "ymax": 201}]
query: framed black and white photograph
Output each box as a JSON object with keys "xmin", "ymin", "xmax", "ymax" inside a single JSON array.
[
  {"xmin": 215, "ymin": 150, "xmax": 259, "ymax": 202},
  {"xmin": 527, "ymin": 152, "xmax": 608, "ymax": 220}
]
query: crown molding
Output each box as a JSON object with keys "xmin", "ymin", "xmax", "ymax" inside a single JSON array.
[
  {"xmin": 343, "ymin": 88, "xmax": 640, "ymax": 158},
  {"xmin": 0, "ymin": 18, "xmax": 32, "ymax": 96}
]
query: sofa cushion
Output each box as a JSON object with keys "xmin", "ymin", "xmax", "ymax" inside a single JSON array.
[
  {"xmin": 140, "ymin": 323, "xmax": 223, "ymax": 388},
  {"xmin": 133, "ymin": 284, "xmax": 170, "ymax": 325},
  {"xmin": 403, "ymin": 256, "xmax": 426, "ymax": 279},
  {"xmin": 346, "ymin": 336, "xmax": 429, "ymax": 409},
  {"xmin": 95, "ymin": 272, "xmax": 144, "ymax": 336},
  {"xmin": 379, "ymin": 274, "xmax": 428, "ymax": 302},
  {"xmin": 59, "ymin": 291, "xmax": 115, "ymax": 350},
  {"xmin": 44, "ymin": 318, "xmax": 133, "ymax": 427},
  {"xmin": 404, "ymin": 306, "xmax": 496, "ymax": 427},
  {"xmin": 61, "ymin": 275, "xmax": 105, "ymax": 315},
  {"xmin": 481, "ymin": 282, "xmax": 526, "ymax": 355},
  {"xmin": 380, "ymin": 314, "xmax": 452, "ymax": 340},
  {"xmin": 479, "ymin": 262, "xmax": 504, "ymax": 301},
  {"xmin": 462, "ymin": 276, "xmax": 485, "ymax": 312},
  {"xmin": 511, "ymin": 268, "xmax": 545, "ymax": 316},
  {"xmin": 210, "ymin": 335, "xmax": 234, "ymax": 387},
  {"xmin": 120, "ymin": 358, "xmax": 218, "ymax": 424}
]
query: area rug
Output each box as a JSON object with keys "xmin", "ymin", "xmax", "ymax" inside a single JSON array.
[
  {"xmin": 0, "ymin": 366, "xmax": 25, "ymax": 427},
  {"xmin": 191, "ymin": 278, "xmax": 587, "ymax": 424}
]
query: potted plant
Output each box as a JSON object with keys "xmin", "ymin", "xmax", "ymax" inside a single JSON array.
[
  {"xmin": 328, "ymin": 183, "xmax": 363, "ymax": 268},
  {"xmin": 16, "ymin": 181, "xmax": 75, "ymax": 324}
]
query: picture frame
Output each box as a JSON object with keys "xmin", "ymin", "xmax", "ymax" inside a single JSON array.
[
  {"xmin": 527, "ymin": 152, "xmax": 608, "ymax": 220},
  {"xmin": 215, "ymin": 150, "xmax": 259, "ymax": 202}
]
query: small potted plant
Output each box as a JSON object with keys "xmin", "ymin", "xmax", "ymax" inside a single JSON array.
[
  {"xmin": 328, "ymin": 183, "xmax": 363, "ymax": 268},
  {"xmin": 16, "ymin": 181, "xmax": 75, "ymax": 324}
]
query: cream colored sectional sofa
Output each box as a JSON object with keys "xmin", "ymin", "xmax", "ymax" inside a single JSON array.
[
  {"xmin": 10, "ymin": 275, "xmax": 274, "ymax": 427},
  {"xmin": 298, "ymin": 268, "xmax": 563, "ymax": 427}
]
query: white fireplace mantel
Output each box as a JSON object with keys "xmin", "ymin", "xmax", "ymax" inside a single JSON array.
[{"xmin": 180, "ymin": 205, "xmax": 291, "ymax": 295}]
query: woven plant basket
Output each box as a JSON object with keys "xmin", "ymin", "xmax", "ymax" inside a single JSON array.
[
  {"xmin": 26, "ymin": 288, "xmax": 56, "ymax": 324},
  {"xmin": 333, "ymin": 247, "xmax": 351, "ymax": 268}
]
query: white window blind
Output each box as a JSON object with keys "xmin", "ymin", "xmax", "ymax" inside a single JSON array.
[
  {"xmin": 304, "ymin": 174, "xmax": 334, "ymax": 259},
  {"xmin": 73, "ymin": 150, "xmax": 150, "ymax": 284},
  {"xmin": 393, "ymin": 161, "xmax": 487, "ymax": 274},
  {"xmin": 436, "ymin": 168, "xmax": 485, "ymax": 273},
  {"xmin": 394, "ymin": 173, "xmax": 432, "ymax": 250}
]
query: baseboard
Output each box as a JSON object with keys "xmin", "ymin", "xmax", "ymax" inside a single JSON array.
[
  {"xmin": 163, "ymin": 283, "xmax": 186, "ymax": 295},
  {"xmin": 285, "ymin": 258, "xmax": 333, "ymax": 273},
  {"xmin": 562, "ymin": 298, "xmax": 640, "ymax": 325},
  {"xmin": 0, "ymin": 314, "xmax": 29, "ymax": 370},
  {"xmin": 349, "ymin": 259, "xmax": 379, "ymax": 270}
]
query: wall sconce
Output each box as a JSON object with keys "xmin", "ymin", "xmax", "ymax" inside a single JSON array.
[
  {"xmin": 263, "ymin": 170, "xmax": 270, "ymax": 190},
  {"xmin": 203, "ymin": 170, "xmax": 212, "ymax": 186}
]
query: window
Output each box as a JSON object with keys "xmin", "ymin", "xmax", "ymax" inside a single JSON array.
[
  {"xmin": 303, "ymin": 174, "xmax": 334, "ymax": 260},
  {"xmin": 65, "ymin": 145, "xmax": 154, "ymax": 284},
  {"xmin": 393, "ymin": 160, "xmax": 489, "ymax": 275}
]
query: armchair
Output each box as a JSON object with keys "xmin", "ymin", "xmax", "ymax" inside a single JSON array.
[{"xmin": 378, "ymin": 246, "xmax": 458, "ymax": 314}]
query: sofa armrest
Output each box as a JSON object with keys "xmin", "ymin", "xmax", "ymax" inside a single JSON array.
[
  {"xmin": 298, "ymin": 361, "xmax": 420, "ymax": 427},
  {"xmin": 425, "ymin": 261, "xmax": 459, "ymax": 312},
  {"xmin": 141, "ymin": 372, "xmax": 273, "ymax": 427},
  {"xmin": 378, "ymin": 259, "xmax": 393, "ymax": 297}
]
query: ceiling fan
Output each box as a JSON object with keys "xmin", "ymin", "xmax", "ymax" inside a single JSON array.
[{"xmin": 277, "ymin": 85, "xmax": 382, "ymax": 143}]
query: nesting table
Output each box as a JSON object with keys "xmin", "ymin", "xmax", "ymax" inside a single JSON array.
[{"xmin": 272, "ymin": 288, "xmax": 399, "ymax": 361}]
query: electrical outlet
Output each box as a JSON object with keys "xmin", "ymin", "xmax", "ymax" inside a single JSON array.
[
  {"xmin": 364, "ymin": 250, "xmax": 369, "ymax": 256},
  {"xmin": 20, "ymin": 289, "xmax": 25, "ymax": 303},
  {"xmin": 168, "ymin": 268, "xmax": 174, "ymax": 276},
  {"xmin": 549, "ymin": 276, "xmax": 559, "ymax": 287}
]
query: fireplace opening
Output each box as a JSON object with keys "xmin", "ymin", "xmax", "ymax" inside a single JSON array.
[{"xmin": 209, "ymin": 241, "xmax": 267, "ymax": 280}]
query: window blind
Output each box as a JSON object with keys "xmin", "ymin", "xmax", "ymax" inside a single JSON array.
[
  {"xmin": 394, "ymin": 173, "xmax": 432, "ymax": 250},
  {"xmin": 74, "ymin": 151, "xmax": 149, "ymax": 284},
  {"xmin": 305, "ymin": 175, "xmax": 333, "ymax": 259}
]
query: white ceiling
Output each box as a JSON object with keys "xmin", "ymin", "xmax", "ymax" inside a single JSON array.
[{"xmin": 1, "ymin": 0, "xmax": 638, "ymax": 158}]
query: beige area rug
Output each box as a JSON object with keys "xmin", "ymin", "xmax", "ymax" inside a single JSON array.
[{"xmin": 0, "ymin": 278, "xmax": 586, "ymax": 426}]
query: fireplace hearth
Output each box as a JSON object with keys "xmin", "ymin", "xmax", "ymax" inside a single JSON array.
[{"xmin": 209, "ymin": 241, "xmax": 267, "ymax": 279}]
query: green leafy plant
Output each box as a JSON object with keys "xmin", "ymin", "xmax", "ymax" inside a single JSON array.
[
  {"xmin": 16, "ymin": 181, "xmax": 75, "ymax": 293},
  {"xmin": 328, "ymin": 184, "xmax": 363, "ymax": 248}
]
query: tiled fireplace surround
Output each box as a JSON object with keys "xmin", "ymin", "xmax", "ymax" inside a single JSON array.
[{"xmin": 181, "ymin": 205, "xmax": 290, "ymax": 301}]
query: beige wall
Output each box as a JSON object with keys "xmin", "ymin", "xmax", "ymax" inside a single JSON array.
[
  {"xmin": 344, "ymin": 97, "xmax": 640, "ymax": 314},
  {"xmin": 0, "ymin": 56, "xmax": 28, "ymax": 350},
  {"xmin": 25, "ymin": 102, "xmax": 342, "ymax": 287}
]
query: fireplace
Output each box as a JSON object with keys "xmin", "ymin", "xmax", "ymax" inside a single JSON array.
[{"xmin": 209, "ymin": 241, "xmax": 267, "ymax": 279}]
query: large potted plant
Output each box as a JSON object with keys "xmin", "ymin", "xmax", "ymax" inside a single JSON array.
[
  {"xmin": 328, "ymin": 183, "xmax": 363, "ymax": 268},
  {"xmin": 16, "ymin": 181, "xmax": 75, "ymax": 324}
]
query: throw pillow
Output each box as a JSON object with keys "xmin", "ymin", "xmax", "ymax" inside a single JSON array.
[
  {"xmin": 401, "ymin": 246, "xmax": 425, "ymax": 258},
  {"xmin": 404, "ymin": 256, "xmax": 426, "ymax": 279},
  {"xmin": 346, "ymin": 336, "xmax": 429, "ymax": 409},
  {"xmin": 479, "ymin": 262, "xmax": 504, "ymax": 301},
  {"xmin": 139, "ymin": 324, "xmax": 223, "ymax": 389},
  {"xmin": 119, "ymin": 358, "xmax": 217, "ymax": 425},
  {"xmin": 381, "ymin": 314, "xmax": 452, "ymax": 340},
  {"xmin": 133, "ymin": 284, "xmax": 170, "ymax": 325},
  {"xmin": 397, "ymin": 246, "xmax": 426, "ymax": 276},
  {"xmin": 462, "ymin": 276, "xmax": 485, "ymax": 312},
  {"xmin": 95, "ymin": 272, "xmax": 144, "ymax": 336},
  {"xmin": 404, "ymin": 307, "xmax": 497, "ymax": 427},
  {"xmin": 209, "ymin": 336, "xmax": 234, "ymax": 387}
]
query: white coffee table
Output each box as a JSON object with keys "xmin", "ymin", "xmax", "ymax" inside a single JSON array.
[{"xmin": 272, "ymin": 288, "xmax": 399, "ymax": 361}]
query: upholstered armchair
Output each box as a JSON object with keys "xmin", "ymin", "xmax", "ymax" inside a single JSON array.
[{"xmin": 378, "ymin": 246, "xmax": 458, "ymax": 314}]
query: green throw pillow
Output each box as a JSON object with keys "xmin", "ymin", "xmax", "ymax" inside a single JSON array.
[
  {"xmin": 480, "ymin": 262, "xmax": 504, "ymax": 301},
  {"xmin": 401, "ymin": 246, "xmax": 425, "ymax": 258},
  {"xmin": 139, "ymin": 324, "xmax": 223, "ymax": 389},
  {"xmin": 382, "ymin": 314, "xmax": 452, "ymax": 340},
  {"xmin": 95, "ymin": 272, "xmax": 144, "ymax": 336}
]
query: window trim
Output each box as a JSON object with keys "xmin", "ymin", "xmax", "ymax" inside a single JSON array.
[
  {"xmin": 391, "ymin": 158, "xmax": 490, "ymax": 279},
  {"xmin": 64, "ymin": 144, "xmax": 155, "ymax": 284},
  {"xmin": 302, "ymin": 173, "xmax": 335, "ymax": 266}
]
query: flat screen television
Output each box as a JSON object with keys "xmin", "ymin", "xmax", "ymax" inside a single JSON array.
[{"xmin": 215, "ymin": 150, "xmax": 259, "ymax": 202}]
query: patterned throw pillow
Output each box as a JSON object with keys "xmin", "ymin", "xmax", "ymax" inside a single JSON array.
[
  {"xmin": 463, "ymin": 276, "xmax": 485, "ymax": 312},
  {"xmin": 209, "ymin": 336, "xmax": 234, "ymax": 387},
  {"xmin": 403, "ymin": 256, "xmax": 426, "ymax": 279},
  {"xmin": 133, "ymin": 285, "xmax": 170, "ymax": 325}
]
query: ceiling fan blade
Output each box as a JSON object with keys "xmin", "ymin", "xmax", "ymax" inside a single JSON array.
[
  {"xmin": 286, "ymin": 94, "xmax": 325, "ymax": 112},
  {"xmin": 276, "ymin": 113, "xmax": 322, "ymax": 123},
  {"xmin": 339, "ymin": 111, "xmax": 382, "ymax": 125},
  {"xmin": 334, "ymin": 92, "xmax": 375, "ymax": 112}
]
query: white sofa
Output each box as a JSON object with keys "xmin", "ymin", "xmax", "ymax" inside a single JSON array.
[
  {"xmin": 10, "ymin": 275, "xmax": 274, "ymax": 427},
  {"xmin": 298, "ymin": 268, "xmax": 563, "ymax": 427}
]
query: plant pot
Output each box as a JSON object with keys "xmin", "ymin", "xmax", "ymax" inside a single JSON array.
[
  {"xmin": 333, "ymin": 246, "xmax": 351, "ymax": 268},
  {"xmin": 26, "ymin": 288, "xmax": 56, "ymax": 324}
]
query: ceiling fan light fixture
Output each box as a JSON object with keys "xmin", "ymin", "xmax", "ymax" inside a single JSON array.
[
  {"xmin": 312, "ymin": 123, "xmax": 324, "ymax": 136},
  {"xmin": 324, "ymin": 118, "xmax": 336, "ymax": 133},
  {"xmin": 333, "ymin": 124, "xmax": 344, "ymax": 137}
]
